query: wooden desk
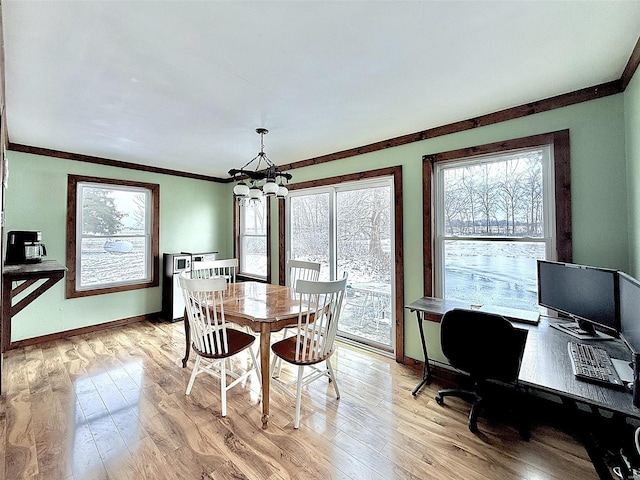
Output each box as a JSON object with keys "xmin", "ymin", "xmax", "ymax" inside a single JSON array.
[
  {"xmin": 405, "ymin": 297, "xmax": 470, "ymax": 394},
  {"xmin": 519, "ymin": 319, "xmax": 640, "ymax": 418},
  {"xmin": 405, "ymin": 296, "xmax": 640, "ymax": 416},
  {"xmin": 2, "ymin": 260, "xmax": 67, "ymax": 352},
  {"xmin": 406, "ymin": 296, "xmax": 540, "ymax": 395},
  {"xmin": 407, "ymin": 296, "xmax": 640, "ymax": 478},
  {"xmin": 182, "ymin": 281, "xmax": 301, "ymax": 429}
]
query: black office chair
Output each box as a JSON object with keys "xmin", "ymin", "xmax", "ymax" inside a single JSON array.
[{"xmin": 435, "ymin": 308, "xmax": 529, "ymax": 436}]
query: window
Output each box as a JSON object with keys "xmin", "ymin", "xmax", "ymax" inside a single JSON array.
[
  {"xmin": 424, "ymin": 131, "xmax": 572, "ymax": 310},
  {"xmin": 238, "ymin": 199, "xmax": 268, "ymax": 279},
  {"xmin": 279, "ymin": 166, "xmax": 404, "ymax": 361},
  {"xmin": 435, "ymin": 146, "xmax": 552, "ymax": 311},
  {"xmin": 286, "ymin": 177, "xmax": 396, "ymax": 353},
  {"xmin": 66, "ymin": 175, "xmax": 159, "ymax": 298}
]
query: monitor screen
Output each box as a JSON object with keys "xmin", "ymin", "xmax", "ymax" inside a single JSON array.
[
  {"xmin": 537, "ymin": 260, "xmax": 619, "ymax": 333},
  {"xmin": 619, "ymin": 271, "xmax": 640, "ymax": 353}
]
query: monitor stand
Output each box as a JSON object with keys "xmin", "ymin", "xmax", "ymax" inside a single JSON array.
[{"xmin": 550, "ymin": 321, "xmax": 614, "ymax": 341}]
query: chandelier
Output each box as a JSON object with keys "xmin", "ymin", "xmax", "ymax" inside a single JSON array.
[{"xmin": 229, "ymin": 128, "xmax": 292, "ymax": 202}]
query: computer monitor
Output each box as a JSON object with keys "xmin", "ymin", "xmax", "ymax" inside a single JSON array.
[
  {"xmin": 537, "ymin": 260, "xmax": 619, "ymax": 338},
  {"xmin": 619, "ymin": 271, "xmax": 640, "ymax": 353}
]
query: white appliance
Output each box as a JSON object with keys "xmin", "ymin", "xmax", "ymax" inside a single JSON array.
[
  {"xmin": 162, "ymin": 253, "xmax": 192, "ymax": 322},
  {"xmin": 182, "ymin": 251, "xmax": 218, "ymax": 262}
]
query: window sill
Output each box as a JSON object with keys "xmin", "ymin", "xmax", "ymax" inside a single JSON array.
[{"xmin": 236, "ymin": 274, "xmax": 267, "ymax": 283}]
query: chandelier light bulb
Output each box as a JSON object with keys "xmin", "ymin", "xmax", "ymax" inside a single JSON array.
[
  {"xmin": 263, "ymin": 179, "xmax": 279, "ymax": 196},
  {"xmin": 249, "ymin": 183, "xmax": 262, "ymax": 200},
  {"xmin": 233, "ymin": 181, "xmax": 250, "ymax": 198},
  {"xmin": 276, "ymin": 184, "xmax": 289, "ymax": 198}
]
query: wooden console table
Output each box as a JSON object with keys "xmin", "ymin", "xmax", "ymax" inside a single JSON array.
[{"xmin": 2, "ymin": 260, "xmax": 67, "ymax": 352}]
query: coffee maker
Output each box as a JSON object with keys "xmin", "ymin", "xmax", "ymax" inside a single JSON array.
[{"xmin": 5, "ymin": 231, "xmax": 47, "ymax": 265}]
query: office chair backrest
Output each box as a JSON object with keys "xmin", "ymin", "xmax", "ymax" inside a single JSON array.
[{"xmin": 440, "ymin": 308, "xmax": 528, "ymax": 383}]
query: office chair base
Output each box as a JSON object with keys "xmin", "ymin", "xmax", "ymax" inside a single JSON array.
[
  {"xmin": 435, "ymin": 388, "xmax": 479, "ymax": 405},
  {"xmin": 436, "ymin": 386, "xmax": 530, "ymax": 439},
  {"xmin": 435, "ymin": 388, "xmax": 484, "ymax": 433}
]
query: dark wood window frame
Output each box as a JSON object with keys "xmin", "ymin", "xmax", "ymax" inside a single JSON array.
[
  {"xmin": 422, "ymin": 130, "xmax": 571, "ymax": 297},
  {"xmin": 66, "ymin": 175, "xmax": 160, "ymax": 298},
  {"xmin": 233, "ymin": 199, "xmax": 272, "ymax": 284},
  {"xmin": 278, "ymin": 166, "xmax": 405, "ymax": 363}
]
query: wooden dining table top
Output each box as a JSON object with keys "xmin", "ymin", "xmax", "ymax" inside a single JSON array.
[{"xmin": 221, "ymin": 281, "xmax": 301, "ymax": 325}]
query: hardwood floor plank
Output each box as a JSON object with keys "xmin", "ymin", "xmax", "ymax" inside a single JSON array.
[
  {"xmin": 31, "ymin": 388, "xmax": 74, "ymax": 480},
  {"xmin": 1, "ymin": 320, "xmax": 602, "ymax": 479},
  {"xmin": 5, "ymin": 389, "xmax": 38, "ymax": 479},
  {"xmin": 69, "ymin": 411, "xmax": 109, "ymax": 480}
]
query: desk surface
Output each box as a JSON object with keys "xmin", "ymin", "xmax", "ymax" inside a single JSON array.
[
  {"xmin": 519, "ymin": 318, "xmax": 640, "ymax": 418},
  {"xmin": 405, "ymin": 296, "xmax": 539, "ymax": 324},
  {"xmin": 405, "ymin": 296, "xmax": 640, "ymax": 420}
]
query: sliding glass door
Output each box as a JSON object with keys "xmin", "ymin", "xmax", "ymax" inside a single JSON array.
[{"xmin": 287, "ymin": 178, "xmax": 395, "ymax": 353}]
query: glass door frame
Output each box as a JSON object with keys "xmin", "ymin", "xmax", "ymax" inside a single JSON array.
[
  {"xmin": 284, "ymin": 176, "xmax": 396, "ymax": 354},
  {"xmin": 277, "ymin": 165, "xmax": 405, "ymax": 362}
]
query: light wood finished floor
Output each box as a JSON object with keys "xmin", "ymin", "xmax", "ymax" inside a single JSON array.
[{"xmin": 0, "ymin": 319, "xmax": 599, "ymax": 479}]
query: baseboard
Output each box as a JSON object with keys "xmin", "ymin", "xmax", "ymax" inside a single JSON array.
[{"xmin": 7, "ymin": 312, "xmax": 162, "ymax": 350}]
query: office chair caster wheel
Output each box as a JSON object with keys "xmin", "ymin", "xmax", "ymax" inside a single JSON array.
[{"xmin": 435, "ymin": 394, "xmax": 444, "ymax": 405}]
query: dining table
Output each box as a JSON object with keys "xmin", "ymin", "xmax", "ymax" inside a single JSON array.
[{"xmin": 181, "ymin": 281, "xmax": 302, "ymax": 429}]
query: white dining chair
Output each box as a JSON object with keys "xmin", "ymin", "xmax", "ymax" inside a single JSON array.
[
  {"xmin": 286, "ymin": 259, "xmax": 321, "ymax": 288},
  {"xmin": 271, "ymin": 259, "xmax": 322, "ymax": 377},
  {"xmin": 179, "ymin": 272, "xmax": 259, "ymax": 417},
  {"xmin": 270, "ymin": 273, "xmax": 348, "ymax": 429},
  {"xmin": 192, "ymin": 258, "xmax": 238, "ymax": 283}
]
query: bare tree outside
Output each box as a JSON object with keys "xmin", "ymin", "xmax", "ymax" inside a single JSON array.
[
  {"xmin": 289, "ymin": 182, "xmax": 394, "ymax": 350},
  {"xmin": 443, "ymin": 151, "xmax": 543, "ymax": 238},
  {"xmin": 440, "ymin": 149, "xmax": 548, "ymax": 312}
]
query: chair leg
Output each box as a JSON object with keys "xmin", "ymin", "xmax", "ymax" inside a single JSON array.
[
  {"xmin": 270, "ymin": 353, "xmax": 279, "ymax": 378},
  {"xmin": 326, "ymin": 359, "xmax": 340, "ymax": 399},
  {"xmin": 435, "ymin": 388, "xmax": 478, "ymax": 405},
  {"xmin": 245, "ymin": 326, "xmax": 259, "ymax": 369},
  {"xmin": 468, "ymin": 395, "xmax": 484, "ymax": 433},
  {"xmin": 186, "ymin": 355, "xmax": 200, "ymax": 395},
  {"xmin": 221, "ymin": 358, "xmax": 227, "ymax": 417},
  {"xmin": 294, "ymin": 366, "xmax": 304, "ymax": 429},
  {"xmin": 249, "ymin": 343, "xmax": 261, "ymax": 387}
]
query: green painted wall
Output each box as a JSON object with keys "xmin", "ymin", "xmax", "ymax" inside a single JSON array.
[
  {"xmin": 275, "ymin": 93, "xmax": 629, "ymax": 363},
  {"xmin": 3, "ymin": 91, "xmax": 631, "ymax": 364},
  {"xmin": 626, "ymin": 72, "xmax": 640, "ymax": 277},
  {"xmin": 4, "ymin": 151, "xmax": 231, "ymax": 341}
]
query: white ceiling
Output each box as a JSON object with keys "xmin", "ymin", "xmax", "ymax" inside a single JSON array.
[{"xmin": 2, "ymin": 1, "xmax": 639, "ymax": 179}]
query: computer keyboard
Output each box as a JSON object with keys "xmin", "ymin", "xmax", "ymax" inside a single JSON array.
[{"xmin": 567, "ymin": 341, "xmax": 625, "ymax": 389}]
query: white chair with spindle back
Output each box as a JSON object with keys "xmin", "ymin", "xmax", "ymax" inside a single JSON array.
[
  {"xmin": 271, "ymin": 260, "xmax": 322, "ymax": 377},
  {"xmin": 270, "ymin": 273, "xmax": 348, "ymax": 429},
  {"xmin": 178, "ymin": 272, "xmax": 260, "ymax": 417},
  {"xmin": 192, "ymin": 258, "xmax": 238, "ymax": 283}
]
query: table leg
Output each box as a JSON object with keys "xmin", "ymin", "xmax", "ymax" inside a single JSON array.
[
  {"xmin": 181, "ymin": 311, "xmax": 190, "ymax": 368},
  {"xmin": 412, "ymin": 311, "xmax": 432, "ymax": 396},
  {"xmin": 260, "ymin": 323, "xmax": 271, "ymax": 429}
]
